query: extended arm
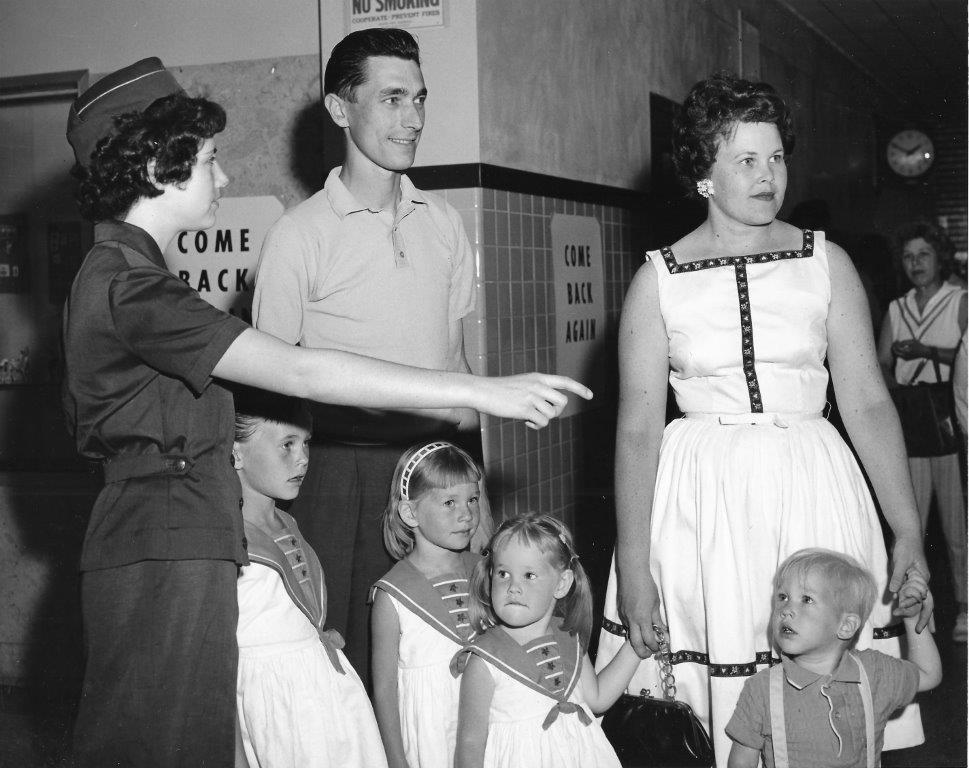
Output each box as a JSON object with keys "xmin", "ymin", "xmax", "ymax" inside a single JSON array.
[
  {"xmin": 212, "ymin": 328, "xmax": 591, "ymax": 429},
  {"xmin": 825, "ymin": 243, "xmax": 931, "ymax": 629},
  {"xmin": 448, "ymin": 318, "xmax": 481, "ymax": 431},
  {"xmin": 905, "ymin": 611, "xmax": 943, "ymax": 691},
  {"xmin": 614, "ymin": 260, "xmax": 671, "ymax": 656},
  {"xmin": 455, "ymin": 655, "xmax": 494, "ymax": 768},
  {"xmin": 578, "ymin": 644, "xmax": 640, "ymax": 714},
  {"xmin": 371, "ymin": 592, "xmax": 411, "ymax": 768}
]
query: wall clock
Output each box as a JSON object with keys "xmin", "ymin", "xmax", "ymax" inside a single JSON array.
[{"xmin": 886, "ymin": 129, "xmax": 935, "ymax": 178}]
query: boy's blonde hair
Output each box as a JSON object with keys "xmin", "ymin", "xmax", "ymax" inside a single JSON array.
[{"xmin": 774, "ymin": 548, "xmax": 878, "ymax": 622}]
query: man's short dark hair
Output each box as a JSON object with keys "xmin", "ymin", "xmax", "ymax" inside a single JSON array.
[
  {"xmin": 324, "ymin": 28, "xmax": 421, "ymax": 101},
  {"xmin": 73, "ymin": 92, "xmax": 226, "ymax": 222}
]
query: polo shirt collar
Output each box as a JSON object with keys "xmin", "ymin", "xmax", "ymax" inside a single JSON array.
[
  {"xmin": 323, "ymin": 165, "xmax": 427, "ymax": 218},
  {"xmin": 94, "ymin": 219, "xmax": 166, "ymax": 269},
  {"xmin": 781, "ymin": 652, "xmax": 860, "ymax": 690}
]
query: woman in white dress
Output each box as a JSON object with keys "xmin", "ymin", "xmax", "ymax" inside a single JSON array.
[{"xmin": 595, "ymin": 73, "xmax": 931, "ymax": 766}]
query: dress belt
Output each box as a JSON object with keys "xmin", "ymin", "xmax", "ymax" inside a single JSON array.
[{"xmin": 683, "ymin": 412, "xmax": 823, "ymax": 428}]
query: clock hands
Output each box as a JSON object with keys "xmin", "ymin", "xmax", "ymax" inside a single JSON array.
[{"xmin": 889, "ymin": 140, "xmax": 925, "ymax": 156}]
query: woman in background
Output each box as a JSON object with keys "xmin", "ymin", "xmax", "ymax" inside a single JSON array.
[{"xmin": 878, "ymin": 221, "xmax": 967, "ymax": 642}]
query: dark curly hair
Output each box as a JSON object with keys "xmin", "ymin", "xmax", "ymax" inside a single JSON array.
[
  {"xmin": 324, "ymin": 27, "xmax": 421, "ymax": 101},
  {"xmin": 673, "ymin": 72, "xmax": 795, "ymax": 196},
  {"xmin": 72, "ymin": 92, "xmax": 226, "ymax": 222},
  {"xmin": 894, "ymin": 220, "xmax": 956, "ymax": 281}
]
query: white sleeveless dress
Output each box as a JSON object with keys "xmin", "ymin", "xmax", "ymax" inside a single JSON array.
[
  {"xmin": 388, "ymin": 592, "xmax": 464, "ymax": 768},
  {"xmin": 479, "ymin": 647, "xmax": 620, "ymax": 767},
  {"xmin": 236, "ymin": 564, "xmax": 388, "ymax": 768},
  {"xmin": 595, "ymin": 231, "xmax": 922, "ymax": 766}
]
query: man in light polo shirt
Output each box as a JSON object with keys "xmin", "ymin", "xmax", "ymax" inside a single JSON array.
[{"xmin": 252, "ymin": 27, "xmax": 479, "ymax": 684}]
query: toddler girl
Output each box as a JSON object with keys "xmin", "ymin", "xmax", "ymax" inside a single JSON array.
[
  {"xmin": 454, "ymin": 513, "xmax": 640, "ymax": 768},
  {"xmin": 371, "ymin": 441, "xmax": 490, "ymax": 768},
  {"xmin": 232, "ymin": 386, "xmax": 388, "ymax": 768}
]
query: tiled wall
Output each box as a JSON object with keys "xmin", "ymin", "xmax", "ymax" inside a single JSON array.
[{"xmin": 434, "ymin": 186, "xmax": 638, "ymax": 528}]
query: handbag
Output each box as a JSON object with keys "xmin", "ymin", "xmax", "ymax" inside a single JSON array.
[
  {"xmin": 601, "ymin": 629, "xmax": 714, "ymax": 768},
  {"xmin": 890, "ymin": 356, "xmax": 959, "ymax": 457}
]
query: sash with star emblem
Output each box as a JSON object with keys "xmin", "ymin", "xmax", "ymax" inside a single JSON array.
[
  {"xmin": 244, "ymin": 510, "xmax": 345, "ymax": 674},
  {"xmin": 452, "ymin": 624, "xmax": 591, "ymax": 730},
  {"xmin": 370, "ymin": 551, "xmax": 479, "ymax": 643}
]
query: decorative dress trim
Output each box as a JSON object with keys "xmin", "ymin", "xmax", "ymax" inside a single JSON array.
[
  {"xmin": 451, "ymin": 625, "xmax": 590, "ymax": 729},
  {"xmin": 660, "ymin": 229, "xmax": 814, "ymax": 412},
  {"xmin": 896, "ymin": 283, "xmax": 963, "ymax": 342},
  {"xmin": 370, "ymin": 551, "xmax": 479, "ymax": 643},
  {"xmin": 659, "ymin": 229, "xmax": 814, "ymax": 275},
  {"xmin": 601, "ymin": 615, "xmax": 903, "ymax": 675}
]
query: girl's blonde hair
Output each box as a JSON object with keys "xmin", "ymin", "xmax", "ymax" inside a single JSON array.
[
  {"xmin": 468, "ymin": 513, "xmax": 593, "ymax": 648},
  {"xmin": 232, "ymin": 384, "xmax": 311, "ymax": 443},
  {"xmin": 774, "ymin": 548, "xmax": 878, "ymax": 623},
  {"xmin": 382, "ymin": 441, "xmax": 484, "ymax": 560}
]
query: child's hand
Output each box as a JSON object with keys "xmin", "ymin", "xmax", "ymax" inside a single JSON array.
[
  {"xmin": 893, "ymin": 571, "xmax": 930, "ymax": 618},
  {"xmin": 321, "ymin": 628, "xmax": 346, "ymax": 650}
]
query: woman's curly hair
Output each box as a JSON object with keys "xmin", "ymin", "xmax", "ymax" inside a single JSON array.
[
  {"xmin": 673, "ymin": 71, "xmax": 795, "ymax": 196},
  {"xmin": 893, "ymin": 220, "xmax": 957, "ymax": 281},
  {"xmin": 73, "ymin": 92, "xmax": 226, "ymax": 222}
]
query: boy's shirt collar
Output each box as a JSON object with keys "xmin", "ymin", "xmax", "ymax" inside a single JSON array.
[
  {"xmin": 324, "ymin": 165, "xmax": 427, "ymax": 218},
  {"xmin": 781, "ymin": 652, "xmax": 861, "ymax": 690}
]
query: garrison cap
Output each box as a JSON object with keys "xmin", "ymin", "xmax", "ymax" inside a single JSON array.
[{"xmin": 67, "ymin": 57, "xmax": 184, "ymax": 166}]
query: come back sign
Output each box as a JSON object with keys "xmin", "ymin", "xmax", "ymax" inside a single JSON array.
[
  {"xmin": 551, "ymin": 214, "xmax": 605, "ymax": 417},
  {"xmin": 165, "ymin": 196, "xmax": 284, "ymax": 323}
]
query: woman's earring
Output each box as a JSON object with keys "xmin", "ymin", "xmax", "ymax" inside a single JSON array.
[{"xmin": 696, "ymin": 179, "xmax": 715, "ymax": 198}]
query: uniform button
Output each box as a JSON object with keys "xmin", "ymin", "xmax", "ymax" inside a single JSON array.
[
  {"xmin": 239, "ymin": 499, "xmax": 244, "ymax": 509},
  {"xmin": 175, "ymin": 459, "xmax": 187, "ymax": 471}
]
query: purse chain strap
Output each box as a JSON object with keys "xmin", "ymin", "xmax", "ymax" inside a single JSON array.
[{"xmin": 655, "ymin": 627, "xmax": 678, "ymax": 701}]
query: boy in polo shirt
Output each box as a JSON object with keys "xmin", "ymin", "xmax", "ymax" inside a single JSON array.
[{"xmin": 726, "ymin": 549, "xmax": 941, "ymax": 768}]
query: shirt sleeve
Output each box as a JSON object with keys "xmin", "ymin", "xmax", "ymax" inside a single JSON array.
[
  {"xmin": 446, "ymin": 204, "xmax": 476, "ymax": 323},
  {"xmin": 860, "ymin": 650, "xmax": 919, "ymax": 715},
  {"xmin": 725, "ymin": 674, "xmax": 768, "ymax": 751},
  {"xmin": 251, "ymin": 214, "xmax": 312, "ymax": 344},
  {"xmin": 108, "ymin": 267, "xmax": 248, "ymax": 396}
]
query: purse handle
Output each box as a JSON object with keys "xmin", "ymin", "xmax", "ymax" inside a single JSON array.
[{"xmin": 902, "ymin": 352, "xmax": 946, "ymax": 386}]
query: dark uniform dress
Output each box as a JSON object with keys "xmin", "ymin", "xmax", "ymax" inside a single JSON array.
[{"xmin": 62, "ymin": 220, "xmax": 249, "ymax": 767}]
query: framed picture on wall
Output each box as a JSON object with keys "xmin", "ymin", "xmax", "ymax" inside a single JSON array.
[{"xmin": 0, "ymin": 214, "xmax": 29, "ymax": 293}]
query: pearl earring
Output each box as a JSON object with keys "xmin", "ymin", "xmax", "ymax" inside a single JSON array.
[{"xmin": 696, "ymin": 179, "xmax": 715, "ymax": 198}]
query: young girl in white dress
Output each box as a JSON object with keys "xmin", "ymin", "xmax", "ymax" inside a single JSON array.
[
  {"xmin": 454, "ymin": 514, "xmax": 640, "ymax": 768},
  {"xmin": 231, "ymin": 387, "xmax": 388, "ymax": 768},
  {"xmin": 371, "ymin": 441, "xmax": 492, "ymax": 768}
]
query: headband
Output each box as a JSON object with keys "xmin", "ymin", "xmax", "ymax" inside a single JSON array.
[{"xmin": 400, "ymin": 442, "xmax": 450, "ymax": 500}]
